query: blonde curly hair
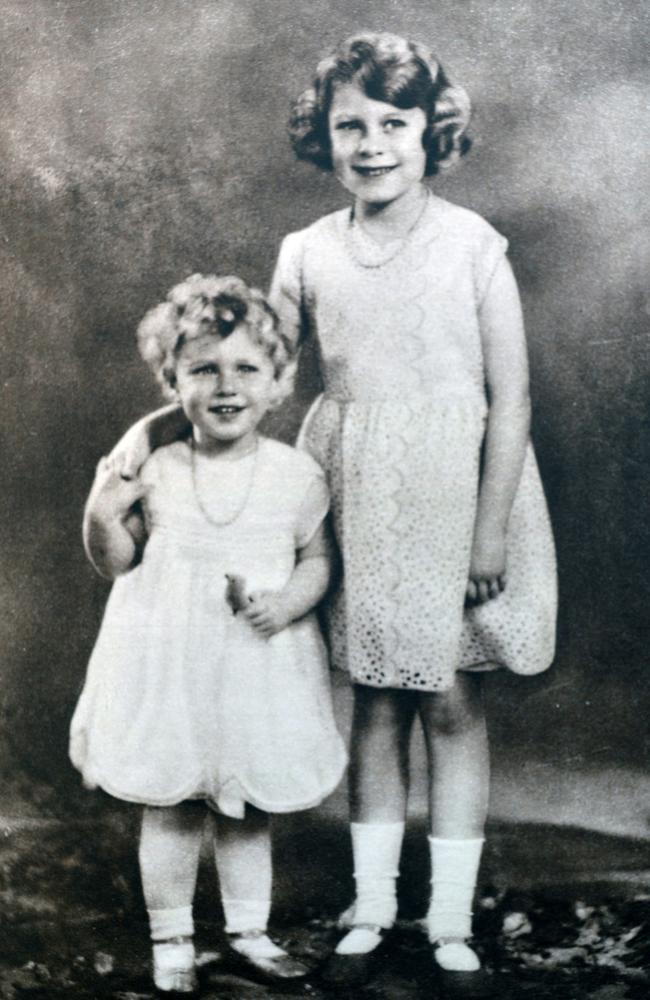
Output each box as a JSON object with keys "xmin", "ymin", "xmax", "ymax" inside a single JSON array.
[
  {"xmin": 289, "ymin": 32, "xmax": 471, "ymax": 175},
  {"xmin": 136, "ymin": 274, "xmax": 297, "ymax": 403}
]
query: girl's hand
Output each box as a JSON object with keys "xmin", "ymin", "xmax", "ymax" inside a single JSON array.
[
  {"xmin": 105, "ymin": 424, "xmax": 156, "ymax": 482},
  {"xmin": 83, "ymin": 458, "xmax": 147, "ymax": 578},
  {"xmin": 105, "ymin": 405, "xmax": 189, "ymax": 480},
  {"xmin": 466, "ymin": 528, "xmax": 507, "ymax": 605},
  {"xmin": 243, "ymin": 591, "xmax": 292, "ymax": 638},
  {"xmin": 88, "ymin": 457, "xmax": 145, "ymax": 519}
]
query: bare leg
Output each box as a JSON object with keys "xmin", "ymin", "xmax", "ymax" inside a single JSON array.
[
  {"xmin": 419, "ymin": 672, "xmax": 489, "ymax": 838},
  {"xmin": 419, "ymin": 673, "xmax": 489, "ymax": 972},
  {"xmin": 139, "ymin": 801, "xmax": 206, "ymax": 915},
  {"xmin": 349, "ymin": 685, "xmax": 418, "ymax": 822},
  {"xmin": 139, "ymin": 802, "xmax": 206, "ymax": 992},
  {"xmin": 213, "ymin": 806, "xmax": 273, "ymax": 935},
  {"xmin": 335, "ymin": 687, "xmax": 417, "ymax": 956},
  {"xmin": 213, "ymin": 806, "xmax": 308, "ymax": 978}
]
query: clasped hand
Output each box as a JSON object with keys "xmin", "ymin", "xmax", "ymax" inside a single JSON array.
[
  {"xmin": 243, "ymin": 591, "xmax": 291, "ymax": 639},
  {"xmin": 466, "ymin": 527, "xmax": 507, "ymax": 605}
]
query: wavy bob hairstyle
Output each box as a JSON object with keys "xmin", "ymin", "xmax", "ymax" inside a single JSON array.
[
  {"xmin": 136, "ymin": 274, "xmax": 296, "ymax": 402},
  {"xmin": 289, "ymin": 32, "xmax": 471, "ymax": 176}
]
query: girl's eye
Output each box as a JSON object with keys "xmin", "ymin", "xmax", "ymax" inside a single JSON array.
[
  {"xmin": 238, "ymin": 364, "xmax": 258, "ymax": 374},
  {"xmin": 334, "ymin": 120, "xmax": 360, "ymax": 131},
  {"xmin": 384, "ymin": 119, "xmax": 406, "ymax": 131},
  {"xmin": 192, "ymin": 364, "xmax": 217, "ymax": 376}
]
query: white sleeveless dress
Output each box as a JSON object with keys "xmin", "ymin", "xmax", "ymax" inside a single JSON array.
[
  {"xmin": 269, "ymin": 194, "xmax": 557, "ymax": 692},
  {"xmin": 70, "ymin": 437, "xmax": 347, "ymax": 818}
]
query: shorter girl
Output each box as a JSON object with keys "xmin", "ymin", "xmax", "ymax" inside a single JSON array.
[{"xmin": 70, "ymin": 275, "xmax": 347, "ymax": 993}]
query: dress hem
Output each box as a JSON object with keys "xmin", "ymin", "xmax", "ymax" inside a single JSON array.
[{"xmin": 74, "ymin": 759, "xmax": 348, "ymax": 818}]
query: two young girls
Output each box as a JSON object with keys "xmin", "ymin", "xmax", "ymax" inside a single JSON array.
[
  {"xmin": 70, "ymin": 275, "xmax": 347, "ymax": 991},
  {"xmin": 72, "ymin": 29, "xmax": 557, "ymax": 993}
]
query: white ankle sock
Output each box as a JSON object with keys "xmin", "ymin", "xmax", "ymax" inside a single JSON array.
[
  {"xmin": 427, "ymin": 836, "xmax": 484, "ymax": 972},
  {"xmin": 221, "ymin": 897, "xmax": 271, "ymax": 935},
  {"xmin": 335, "ymin": 821, "xmax": 404, "ymax": 956},
  {"xmin": 148, "ymin": 905, "xmax": 194, "ymax": 942}
]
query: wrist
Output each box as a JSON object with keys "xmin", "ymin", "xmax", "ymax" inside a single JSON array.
[
  {"xmin": 473, "ymin": 516, "xmax": 507, "ymax": 540},
  {"xmin": 275, "ymin": 596, "xmax": 294, "ymax": 630}
]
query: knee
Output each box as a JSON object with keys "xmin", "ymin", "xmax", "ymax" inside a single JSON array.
[
  {"xmin": 352, "ymin": 688, "xmax": 415, "ymax": 752},
  {"xmin": 424, "ymin": 680, "xmax": 485, "ymax": 737},
  {"xmin": 427, "ymin": 697, "xmax": 471, "ymax": 736}
]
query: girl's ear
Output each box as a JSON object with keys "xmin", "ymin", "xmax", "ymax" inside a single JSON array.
[{"xmin": 160, "ymin": 370, "xmax": 180, "ymax": 402}]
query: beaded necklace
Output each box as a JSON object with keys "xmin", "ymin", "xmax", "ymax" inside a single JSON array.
[
  {"xmin": 346, "ymin": 188, "xmax": 430, "ymax": 269},
  {"xmin": 190, "ymin": 437, "xmax": 258, "ymax": 528}
]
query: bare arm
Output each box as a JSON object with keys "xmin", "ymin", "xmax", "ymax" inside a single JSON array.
[
  {"xmin": 268, "ymin": 234, "xmax": 305, "ymax": 352},
  {"xmin": 107, "ymin": 404, "xmax": 190, "ymax": 479},
  {"xmin": 244, "ymin": 520, "xmax": 336, "ymax": 638},
  {"xmin": 469, "ymin": 258, "xmax": 531, "ymax": 604},
  {"xmin": 83, "ymin": 458, "xmax": 147, "ymax": 579}
]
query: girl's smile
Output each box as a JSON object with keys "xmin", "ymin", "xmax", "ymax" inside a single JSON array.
[
  {"xmin": 328, "ymin": 84, "xmax": 428, "ymax": 209},
  {"xmin": 353, "ymin": 165, "xmax": 397, "ymax": 178},
  {"xmin": 174, "ymin": 327, "xmax": 277, "ymax": 455}
]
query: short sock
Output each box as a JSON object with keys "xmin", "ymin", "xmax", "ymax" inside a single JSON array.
[
  {"xmin": 148, "ymin": 905, "xmax": 194, "ymax": 942},
  {"xmin": 349, "ymin": 821, "xmax": 404, "ymax": 928},
  {"xmin": 221, "ymin": 897, "xmax": 271, "ymax": 935},
  {"xmin": 427, "ymin": 836, "xmax": 484, "ymax": 971}
]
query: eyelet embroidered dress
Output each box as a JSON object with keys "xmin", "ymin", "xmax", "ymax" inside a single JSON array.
[
  {"xmin": 70, "ymin": 438, "xmax": 347, "ymax": 818},
  {"xmin": 269, "ymin": 194, "xmax": 557, "ymax": 692}
]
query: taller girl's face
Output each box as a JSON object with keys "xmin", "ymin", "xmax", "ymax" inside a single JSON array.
[
  {"xmin": 328, "ymin": 83, "xmax": 428, "ymax": 206},
  {"xmin": 174, "ymin": 326, "xmax": 277, "ymax": 454}
]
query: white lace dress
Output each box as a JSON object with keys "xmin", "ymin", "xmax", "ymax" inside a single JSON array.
[
  {"xmin": 269, "ymin": 194, "xmax": 557, "ymax": 692},
  {"xmin": 70, "ymin": 437, "xmax": 347, "ymax": 818}
]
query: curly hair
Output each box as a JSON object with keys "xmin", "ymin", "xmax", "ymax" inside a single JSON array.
[
  {"xmin": 136, "ymin": 274, "xmax": 296, "ymax": 401},
  {"xmin": 288, "ymin": 32, "xmax": 471, "ymax": 176}
]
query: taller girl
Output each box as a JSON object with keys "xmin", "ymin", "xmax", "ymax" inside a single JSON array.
[{"xmin": 271, "ymin": 31, "xmax": 557, "ymax": 981}]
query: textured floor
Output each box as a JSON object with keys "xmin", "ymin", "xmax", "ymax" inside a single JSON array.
[{"xmin": 1, "ymin": 808, "xmax": 650, "ymax": 998}]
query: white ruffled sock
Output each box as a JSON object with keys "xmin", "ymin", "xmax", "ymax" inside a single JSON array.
[
  {"xmin": 219, "ymin": 897, "xmax": 286, "ymax": 958},
  {"xmin": 335, "ymin": 821, "xmax": 404, "ymax": 956},
  {"xmin": 148, "ymin": 905, "xmax": 194, "ymax": 942},
  {"xmin": 427, "ymin": 836, "xmax": 484, "ymax": 972}
]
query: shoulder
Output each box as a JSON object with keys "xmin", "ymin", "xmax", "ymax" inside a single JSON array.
[
  {"xmin": 430, "ymin": 196, "xmax": 508, "ymax": 253},
  {"xmin": 278, "ymin": 209, "xmax": 348, "ymax": 257},
  {"xmin": 139, "ymin": 440, "xmax": 190, "ymax": 484},
  {"xmin": 258, "ymin": 437, "xmax": 326, "ymax": 486}
]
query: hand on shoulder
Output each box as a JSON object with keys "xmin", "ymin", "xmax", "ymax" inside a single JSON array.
[{"xmin": 88, "ymin": 456, "xmax": 146, "ymax": 521}]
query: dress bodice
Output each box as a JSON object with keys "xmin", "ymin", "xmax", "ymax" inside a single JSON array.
[
  {"xmin": 270, "ymin": 194, "xmax": 509, "ymax": 408},
  {"xmin": 139, "ymin": 437, "xmax": 329, "ymax": 591}
]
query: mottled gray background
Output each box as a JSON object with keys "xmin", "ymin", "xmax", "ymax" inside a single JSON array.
[{"xmin": 1, "ymin": 0, "xmax": 649, "ymax": 835}]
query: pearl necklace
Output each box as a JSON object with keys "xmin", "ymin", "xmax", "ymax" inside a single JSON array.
[
  {"xmin": 190, "ymin": 437, "xmax": 258, "ymax": 528},
  {"xmin": 345, "ymin": 189, "xmax": 430, "ymax": 269}
]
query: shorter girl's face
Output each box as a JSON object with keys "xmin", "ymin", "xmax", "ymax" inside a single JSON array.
[
  {"xmin": 328, "ymin": 83, "xmax": 428, "ymax": 206},
  {"xmin": 174, "ymin": 326, "xmax": 277, "ymax": 454}
]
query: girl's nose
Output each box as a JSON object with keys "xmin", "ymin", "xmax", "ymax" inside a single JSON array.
[
  {"xmin": 358, "ymin": 125, "xmax": 384, "ymax": 157},
  {"xmin": 216, "ymin": 371, "xmax": 237, "ymax": 395}
]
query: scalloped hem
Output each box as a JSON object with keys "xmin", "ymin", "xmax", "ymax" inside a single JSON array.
[{"xmin": 73, "ymin": 758, "xmax": 347, "ymax": 819}]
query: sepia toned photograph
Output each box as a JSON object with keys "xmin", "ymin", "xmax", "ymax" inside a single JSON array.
[{"xmin": 1, "ymin": 1, "xmax": 649, "ymax": 996}]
